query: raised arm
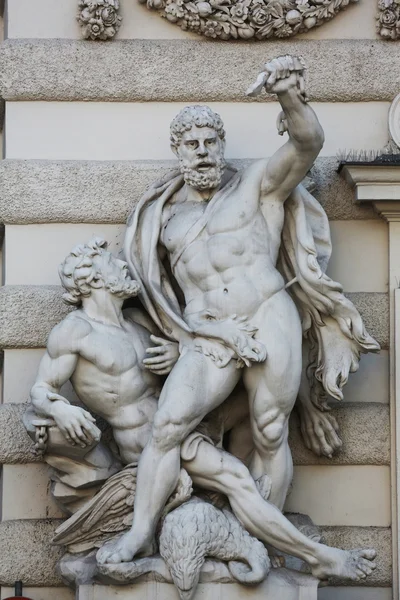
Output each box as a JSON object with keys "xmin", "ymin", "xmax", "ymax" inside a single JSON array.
[
  {"xmin": 247, "ymin": 56, "xmax": 324, "ymax": 202},
  {"xmin": 30, "ymin": 316, "xmax": 100, "ymax": 447}
]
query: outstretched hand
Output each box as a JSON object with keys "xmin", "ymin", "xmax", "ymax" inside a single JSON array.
[{"xmin": 143, "ymin": 335, "xmax": 180, "ymax": 375}]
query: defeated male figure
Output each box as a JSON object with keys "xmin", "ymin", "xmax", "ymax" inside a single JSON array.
[{"xmin": 30, "ymin": 238, "xmax": 376, "ymax": 584}]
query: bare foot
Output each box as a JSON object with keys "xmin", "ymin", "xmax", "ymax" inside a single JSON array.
[
  {"xmin": 96, "ymin": 533, "xmax": 155, "ymax": 565},
  {"xmin": 312, "ymin": 546, "xmax": 376, "ymax": 582}
]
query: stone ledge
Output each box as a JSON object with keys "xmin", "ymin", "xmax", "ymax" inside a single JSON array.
[
  {"xmin": 0, "ymin": 158, "xmax": 377, "ymax": 225},
  {"xmin": 0, "ymin": 402, "xmax": 389, "ymax": 467},
  {"xmin": 0, "ymin": 286, "xmax": 72, "ymax": 348},
  {"xmin": 0, "ymin": 287, "xmax": 388, "ymax": 350},
  {"xmin": 0, "ymin": 403, "xmax": 40, "ymax": 465},
  {"xmin": 0, "ymin": 520, "xmax": 391, "ymax": 587},
  {"xmin": 0, "ymin": 519, "xmax": 65, "ymax": 587},
  {"xmin": 0, "ymin": 39, "xmax": 399, "ymax": 103}
]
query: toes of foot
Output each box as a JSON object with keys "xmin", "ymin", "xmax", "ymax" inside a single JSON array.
[{"xmin": 361, "ymin": 549, "xmax": 377, "ymax": 560}]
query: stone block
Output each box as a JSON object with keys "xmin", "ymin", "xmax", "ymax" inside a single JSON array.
[
  {"xmin": 0, "ymin": 39, "xmax": 399, "ymax": 103},
  {"xmin": 346, "ymin": 292, "xmax": 389, "ymax": 349},
  {"xmin": 320, "ymin": 527, "xmax": 392, "ymax": 587},
  {"xmin": 0, "ymin": 403, "xmax": 40, "ymax": 464},
  {"xmin": 0, "ymin": 287, "xmax": 388, "ymax": 349},
  {"xmin": 0, "ymin": 285, "xmax": 71, "ymax": 348},
  {"xmin": 0, "ymin": 158, "xmax": 377, "ymax": 226},
  {"xmin": 0, "ymin": 401, "xmax": 390, "ymax": 468},
  {"xmin": 289, "ymin": 403, "xmax": 390, "ymax": 466},
  {"xmin": 0, "ymin": 521, "xmax": 390, "ymax": 587},
  {"xmin": 0, "ymin": 519, "xmax": 64, "ymax": 586}
]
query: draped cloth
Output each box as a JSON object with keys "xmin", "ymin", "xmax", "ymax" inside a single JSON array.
[{"xmin": 124, "ymin": 168, "xmax": 380, "ymax": 409}]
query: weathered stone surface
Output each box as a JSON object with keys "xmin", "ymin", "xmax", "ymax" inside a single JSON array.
[
  {"xmin": 346, "ymin": 292, "xmax": 389, "ymax": 350},
  {"xmin": 0, "ymin": 287, "xmax": 388, "ymax": 349},
  {"xmin": 0, "ymin": 519, "xmax": 64, "ymax": 586},
  {"xmin": 0, "ymin": 521, "xmax": 390, "ymax": 587},
  {"xmin": 0, "ymin": 403, "xmax": 41, "ymax": 464},
  {"xmin": 289, "ymin": 403, "xmax": 390, "ymax": 466},
  {"xmin": 1, "ymin": 402, "xmax": 387, "ymax": 466},
  {"xmin": 0, "ymin": 39, "xmax": 399, "ymax": 103},
  {"xmin": 0, "ymin": 286, "xmax": 72, "ymax": 348},
  {"xmin": 0, "ymin": 159, "xmax": 376, "ymax": 225},
  {"xmin": 321, "ymin": 527, "xmax": 392, "ymax": 587}
]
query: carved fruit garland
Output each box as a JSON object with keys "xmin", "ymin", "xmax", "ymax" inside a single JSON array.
[
  {"xmin": 376, "ymin": 0, "xmax": 400, "ymax": 39},
  {"xmin": 140, "ymin": 0, "xmax": 358, "ymax": 40},
  {"xmin": 78, "ymin": 0, "xmax": 122, "ymax": 40}
]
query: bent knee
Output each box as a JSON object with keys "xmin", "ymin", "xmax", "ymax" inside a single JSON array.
[
  {"xmin": 151, "ymin": 412, "xmax": 189, "ymax": 452},
  {"xmin": 254, "ymin": 417, "xmax": 288, "ymax": 453}
]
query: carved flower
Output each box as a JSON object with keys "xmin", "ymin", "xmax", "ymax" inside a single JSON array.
[
  {"xmin": 249, "ymin": 2, "xmax": 270, "ymax": 26},
  {"xmin": 274, "ymin": 22, "xmax": 293, "ymax": 36},
  {"xmin": 380, "ymin": 8, "xmax": 397, "ymax": 27},
  {"xmin": 83, "ymin": 17, "xmax": 105, "ymax": 38},
  {"xmin": 230, "ymin": 2, "xmax": 249, "ymax": 22},
  {"xmin": 101, "ymin": 5, "xmax": 118, "ymax": 25},
  {"xmin": 202, "ymin": 19, "xmax": 223, "ymax": 36},
  {"xmin": 378, "ymin": 0, "xmax": 394, "ymax": 7},
  {"xmin": 165, "ymin": 0, "xmax": 185, "ymax": 21},
  {"xmin": 78, "ymin": 7, "xmax": 95, "ymax": 23}
]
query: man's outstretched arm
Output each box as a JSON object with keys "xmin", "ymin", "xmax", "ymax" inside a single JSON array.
[{"xmin": 248, "ymin": 56, "xmax": 324, "ymax": 202}]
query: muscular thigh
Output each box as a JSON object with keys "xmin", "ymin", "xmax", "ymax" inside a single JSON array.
[
  {"xmin": 244, "ymin": 290, "xmax": 302, "ymax": 422},
  {"xmin": 156, "ymin": 348, "xmax": 240, "ymax": 432}
]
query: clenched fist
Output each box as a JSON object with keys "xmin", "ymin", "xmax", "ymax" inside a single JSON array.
[{"xmin": 246, "ymin": 55, "xmax": 307, "ymax": 101}]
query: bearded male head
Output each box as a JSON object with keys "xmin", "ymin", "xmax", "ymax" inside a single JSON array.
[
  {"xmin": 59, "ymin": 237, "xmax": 140, "ymax": 306},
  {"xmin": 170, "ymin": 105, "xmax": 226, "ymax": 191}
]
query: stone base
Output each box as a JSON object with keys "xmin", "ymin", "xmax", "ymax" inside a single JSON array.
[{"xmin": 77, "ymin": 569, "xmax": 319, "ymax": 600}]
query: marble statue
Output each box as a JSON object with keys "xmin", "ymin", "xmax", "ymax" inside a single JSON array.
[
  {"xmin": 26, "ymin": 235, "xmax": 377, "ymax": 598},
  {"xmin": 25, "ymin": 55, "xmax": 381, "ymax": 600},
  {"xmin": 100, "ymin": 55, "xmax": 380, "ymax": 567}
]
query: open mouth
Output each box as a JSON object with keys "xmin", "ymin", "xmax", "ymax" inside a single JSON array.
[{"xmin": 196, "ymin": 162, "xmax": 214, "ymax": 171}]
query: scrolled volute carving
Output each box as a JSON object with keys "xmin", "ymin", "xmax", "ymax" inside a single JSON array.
[
  {"xmin": 141, "ymin": 0, "xmax": 358, "ymax": 40},
  {"xmin": 78, "ymin": 0, "xmax": 122, "ymax": 40}
]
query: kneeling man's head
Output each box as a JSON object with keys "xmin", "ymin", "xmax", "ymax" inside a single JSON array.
[
  {"xmin": 170, "ymin": 105, "xmax": 226, "ymax": 191},
  {"xmin": 59, "ymin": 237, "xmax": 140, "ymax": 306}
]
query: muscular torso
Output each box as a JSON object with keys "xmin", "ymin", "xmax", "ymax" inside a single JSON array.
[
  {"xmin": 70, "ymin": 313, "xmax": 160, "ymax": 463},
  {"xmin": 160, "ymin": 164, "xmax": 286, "ymax": 323}
]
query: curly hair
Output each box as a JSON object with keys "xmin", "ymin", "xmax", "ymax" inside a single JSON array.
[
  {"xmin": 59, "ymin": 237, "xmax": 109, "ymax": 306},
  {"xmin": 170, "ymin": 105, "xmax": 226, "ymax": 152}
]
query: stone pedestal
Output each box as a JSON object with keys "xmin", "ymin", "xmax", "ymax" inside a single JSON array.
[{"xmin": 77, "ymin": 569, "xmax": 319, "ymax": 600}]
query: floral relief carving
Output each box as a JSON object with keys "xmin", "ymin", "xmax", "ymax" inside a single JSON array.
[
  {"xmin": 78, "ymin": 0, "xmax": 122, "ymax": 40},
  {"xmin": 140, "ymin": 0, "xmax": 358, "ymax": 40},
  {"xmin": 376, "ymin": 0, "xmax": 400, "ymax": 39}
]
